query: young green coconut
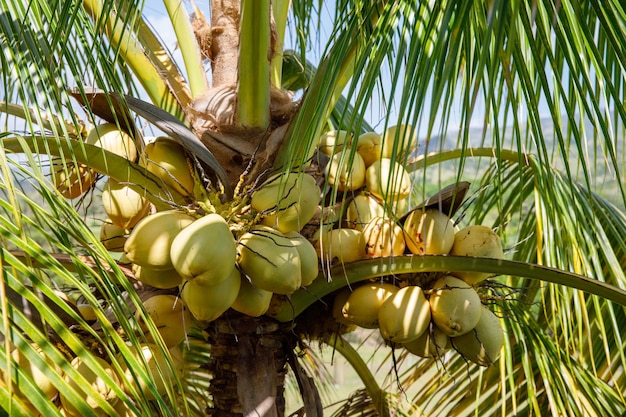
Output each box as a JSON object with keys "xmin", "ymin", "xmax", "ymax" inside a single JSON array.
[
  {"xmin": 402, "ymin": 325, "xmax": 451, "ymax": 359},
  {"xmin": 403, "ymin": 208, "xmax": 456, "ymax": 255},
  {"xmin": 317, "ymin": 228, "xmax": 367, "ymax": 264},
  {"xmin": 326, "ymin": 150, "xmax": 366, "ymax": 191},
  {"xmin": 317, "ymin": 129, "xmax": 352, "ymax": 156},
  {"xmin": 131, "ymin": 264, "xmax": 183, "ymax": 289},
  {"xmin": 377, "ymin": 285, "xmax": 431, "ymax": 343},
  {"xmin": 169, "ymin": 213, "xmax": 237, "ymax": 286},
  {"xmin": 429, "ymin": 275, "xmax": 482, "ymax": 337},
  {"xmin": 451, "ymin": 304, "xmax": 504, "ymax": 366},
  {"xmin": 344, "ymin": 193, "xmax": 386, "ymax": 231},
  {"xmin": 365, "ymin": 158, "xmax": 412, "ymax": 203},
  {"xmin": 99, "ymin": 218, "xmax": 129, "ymax": 252},
  {"xmin": 450, "ymin": 225, "xmax": 504, "ymax": 285},
  {"xmin": 101, "ymin": 179, "xmax": 151, "ymax": 229},
  {"xmin": 143, "ymin": 136, "xmax": 194, "ymax": 196},
  {"xmin": 180, "ymin": 267, "xmax": 242, "ymax": 322},
  {"xmin": 341, "ymin": 282, "xmax": 399, "ymax": 329},
  {"xmin": 124, "ymin": 210, "xmax": 196, "ymax": 270},
  {"xmin": 231, "ymin": 275, "xmax": 274, "ymax": 317},
  {"xmin": 137, "ymin": 294, "xmax": 190, "ymax": 348}
]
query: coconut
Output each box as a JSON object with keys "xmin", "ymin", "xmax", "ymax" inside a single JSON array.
[
  {"xmin": 326, "ymin": 150, "xmax": 366, "ymax": 191},
  {"xmin": 138, "ymin": 294, "xmax": 190, "ymax": 348},
  {"xmin": 345, "ymin": 194, "xmax": 386, "ymax": 230},
  {"xmin": 77, "ymin": 302, "xmax": 97, "ymax": 322},
  {"xmin": 429, "ymin": 275, "xmax": 482, "ymax": 337},
  {"xmin": 332, "ymin": 287, "xmax": 355, "ymax": 325},
  {"xmin": 99, "ymin": 219, "xmax": 129, "ymax": 252},
  {"xmin": 365, "ymin": 158, "xmax": 412, "ymax": 202},
  {"xmin": 237, "ymin": 226, "xmax": 301, "ymax": 294},
  {"xmin": 341, "ymin": 282, "xmax": 399, "ymax": 328},
  {"xmin": 170, "ymin": 213, "xmax": 236, "ymax": 285},
  {"xmin": 131, "ymin": 264, "xmax": 183, "ymax": 289},
  {"xmin": 252, "ymin": 172, "xmax": 321, "ymax": 233},
  {"xmin": 60, "ymin": 356, "xmax": 120, "ymax": 416},
  {"xmin": 124, "ymin": 210, "xmax": 196, "ymax": 270},
  {"xmin": 285, "ymin": 231, "xmax": 319, "ymax": 286},
  {"xmin": 9, "ymin": 343, "xmax": 60, "ymax": 400},
  {"xmin": 143, "ymin": 136, "xmax": 194, "ymax": 196},
  {"xmin": 102, "ymin": 179, "xmax": 151, "ymax": 229},
  {"xmin": 86, "ymin": 123, "xmax": 137, "ymax": 161},
  {"xmin": 231, "ymin": 276, "xmax": 274, "ymax": 317},
  {"xmin": 362, "ymin": 216, "xmax": 406, "ymax": 257},
  {"xmin": 118, "ymin": 343, "xmax": 183, "ymax": 401},
  {"xmin": 378, "ymin": 285, "xmax": 431, "ymax": 343},
  {"xmin": 380, "ymin": 124, "xmax": 418, "ymax": 160},
  {"xmin": 403, "ymin": 325, "xmax": 451, "ymax": 358},
  {"xmin": 452, "ymin": 305, "xmax": 504, "ymax": 366},
  {"xmin": 51, "ymin": 158, "xmax": 96, "ymax": 199},
  {"xmin": 317, "ymin": 228, "xmax": 366, "ymax": 264},
  {"xmin": 450, "ymin": 225, "xmax": 504, "ymax": 284},
  {"xmin": 318, "ymin": 130, "xmax": 352, "ymax": 156},
  {"xmin": 180, "ymin": 268, "xmax": 241, "ymax": 322},
  {"xmin": 403, "ymin": 208, "xmax": 455, "ymax": 255},
  {"xmin": 355, "ymin": 131, "xmax": 382, "ymax": 167}
]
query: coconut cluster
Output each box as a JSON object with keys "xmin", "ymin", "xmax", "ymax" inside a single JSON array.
[{"xmin": 332, "ymin": 225, "xmax": 506, "ymax": 367}]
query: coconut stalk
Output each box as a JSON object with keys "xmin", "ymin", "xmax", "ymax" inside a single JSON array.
[{"xmin": 237, "ymin": 0, "xmax": 271, "ymax": 130}]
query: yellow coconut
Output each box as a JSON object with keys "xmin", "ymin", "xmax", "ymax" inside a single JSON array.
[
  {"xmin": 231, "ymin": 276, "xmax": 274, "ymax": 317},
  {"xmin": 332, "ymin": 287, "xmax": 355, "ymax": 325},
  {"xmin": 403, "ymin": 325, "xmax": 451, "ymax": 359},
  {"xmin": 429, "ymin": 275, "xmax": 482, "ymax": 337},
  {"xmin": 355, "ymin": 131, "xmax": 382, "ymax": 167},
  {"xmin": 380, "ymin": 124, "xmax": 418, "ymax": 160},
  {"xmin": 237, "ymin": 226, "xmax": 301, "ymax": 294},
  {"xmin": 77, "ymin": 302, "xmax": 98, "ymax": 322},
  {"xmin": 144, "ymin": 137, "xmax": 194, "ymax": 196},
  {"xmin": 102, "ymin": 179, "xmax": 151, "ymax": 229},
  {"xmin": 317, "ymin": 228, "xmax": 366, "ymax": 264},
  {"xmin": 365, "ymin": 158, "xmax": 412, "ymax": 203},
  {"xmin": 377, "ymin": 285, "xmax": 431, "ymax": 343},
  {"xmin": 344, "ymin": 193, "xmax": 386, "ymax": 230},
  {"xmin": 451, "ymin": 305, "xmax": 504, "ymax": 366},
  {"xmin": 118, "ymin": 343, "xmax": 183, "ymax": 401},
  {"xmin": 86, "ymin": 123, "xmax": 137, "ymax": 161},
  {"xmin": 450, "ymin": 225, "xmax": 504, "ymax": 284},
  {"xmin": 317, "ymin": 130, "xmax": 352, "ymax": 156},
  {"xmin": 99, "ymin": 218, "xmax": 129, "ymax": 252},
  {"xmin": 342, "ymin": 282, "xmax": 399, "ymax": 329},
  {"xmin": 403, "ymin": 208, "xmax": 455, "ymax": 255},
  {"xmin": 51, "ymin": 158, "xmax": 96, "ymax": 199},
  {"xmin": 180, "ymin": 267, "xmax": 241, "ymax": 322},
  {"xmin": 138, "ymin": 294, "xmax": 190, "ymax": 348},
  {"xmin": 9, "ymin": 343, "xmax": 60, "ymax": 400},
  {"xmin": 124, "ymin": 210, "xmax": 196, "ymax": 270},
  {"xmin": 362, "ymin": 216, "xmax": 406, "ymax": 257},
  {"xmin": 326, "ymin": 150, "xmax": 366, "ymax": 191},
  {"xmin": 60, "ymin": 356, "xmax": 120, "ymax": 416},
  {"xmin": 252, "ymin": 172, "xmax": 321, "ymax": 233},
  {"xmin": 131, "ymin": 264, "xmax": 183, "ymax": 289},
  {"xmin": 170, "ymin": 213, "xmax": 236, "ymax": 285},
  {"xmin": 285, "ymin": 231, "xmax": 319, "ymax": 286}
]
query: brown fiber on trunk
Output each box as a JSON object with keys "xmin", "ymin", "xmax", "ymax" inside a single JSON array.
[{"xmin": 205, "ymin": 311, "xmax": 293, "ymax": 416}]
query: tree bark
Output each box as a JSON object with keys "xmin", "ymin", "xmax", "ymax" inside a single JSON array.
[
  {"xmin": 205, "ymin": 311, "xmax": 293, "ymax": 416},
  {"xmin": 210, "ymin": 0, "xmax": 240, "ymax": 88}
]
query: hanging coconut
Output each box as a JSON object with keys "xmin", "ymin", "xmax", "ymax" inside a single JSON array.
[
  {"xmin": 101, "ymin": 178, "xmax": 151, "ymax": 229},
  {"xmin": 450, "ymin": 225, "xmax": 504, "ymax": 285},
  {"xmin": 131, "ymin": 264, "xmax": 183, "ymax": 289},
  {"xmin": 355, "ymin": 131, "xmax": 382, "ymax": 167},
  {"xmin": 365, "ymin": 158, "xmax": 412, "ymax": 203},
  {"xmin": 326, "ymin": 150, "xmax": 366, "ymax": 191},
  {"xmin": 341, "ymin": 282, "xmax": 399, "ymax": 329},
  {"xmin": 99, "ymin": 218, "xmax": 129, "ymax": 252},
  {"xmin": 169, "ymin": 213, "xmax": 237, "ymax": 286},
  {"xmin": 451, "ymin": 304, "xmax": 504, "ymax": 366},
  {"xmin": 429, "ymin": 275, "xmax": 482, "ymax": 337},
  {"xmin": 237, "ymin": 226, "xmax": 302, "ymax": 294},
  {"xmin": 285, "ymin": 231, "xmax": 320, "ymax": 287},
  {"xmin": 380, "ymin": 124, "xmax": 418, "ymax": 160},
  {"xmin": 403, "ymin": 208, "xmax": 455, "ymax": 255},
  {"xmin": 378, "ymin": 285, "xmax": 431, "ymax": 343},
  {"xmin": 137, "ymin": 294, "xmax": 190, "ymax": 348},
  {"xmin": 86, "ymin": 123, "xmax": 138, "ymax": 161},
  {"xmin": 51, "ymin": 158, "xmax": 96, "ymax": 199},
  {"xmin": 362, "ymin": 216, "xmax": 406, "ymax": 257},
  {"xmin": 180, "ymin": 267, "xmax": 241, "ymax": 322},
  {"xmin": 231, "ymin": 275, "xmax": 274, "ymax": 317},
  {"xmin": 317, "ymin": 129, "xmax": 352, "ymax": 156},
  {"xmin": 124, "ymin": 210, "xmax": 196, "ymax": 270},
  {"xmin": 143, "ymin": 137, "xmax": 194, "ymax": 196},
  {"xmin": 402, "ymin": 325, "xmax": 451, "ymax": 359},
  {"xmin": 344, "ymin": 193, "xmax": 386, "ymax": 231},
  {"xmin": 317, "ymin": 228, "xmax": 366, "ymax": 265}
]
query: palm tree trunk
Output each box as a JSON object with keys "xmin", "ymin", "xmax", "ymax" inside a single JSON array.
[{"xmin": 205, "ymin": 311, "xmax": 293, "ymax": 416}]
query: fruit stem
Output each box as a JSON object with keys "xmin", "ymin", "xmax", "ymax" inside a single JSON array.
[{"xmin": 326, "ymin": 334, "xmax": 389, "ymax": 416}]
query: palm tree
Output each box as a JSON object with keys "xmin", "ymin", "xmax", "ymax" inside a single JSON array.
[{"xmin": 1, "ymin": 0, "xmax": 625, "ymax": 415}]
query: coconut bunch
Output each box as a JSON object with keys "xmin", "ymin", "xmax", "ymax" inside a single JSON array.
[
  {"xmin": 332, "ymin": 224, "xmax": 506, "ymax": 367},
  {"xmin": 315, "ymin": 126, "xmax": 416, "ymax": 264}
]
